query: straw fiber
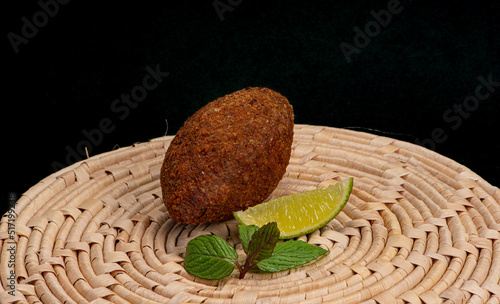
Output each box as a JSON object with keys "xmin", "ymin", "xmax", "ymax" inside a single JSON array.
[{"xmin": 2, "ymin": 124, "xmax": 500, "ymax": 304}]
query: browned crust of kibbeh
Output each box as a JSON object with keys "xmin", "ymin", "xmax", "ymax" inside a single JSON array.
[{"xmin": 160, "ymin": 87, "xmax": 294, "ymax": 224}]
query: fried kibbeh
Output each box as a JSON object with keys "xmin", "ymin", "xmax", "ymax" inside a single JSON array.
[{"xmin": 160, "ymin": 87, "xmax": 294, "ymax": 224}]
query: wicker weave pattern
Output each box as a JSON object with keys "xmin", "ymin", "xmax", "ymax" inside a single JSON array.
[{"xmin": 1, "ymin": 124, "xmax": 499, "ymax": 304}]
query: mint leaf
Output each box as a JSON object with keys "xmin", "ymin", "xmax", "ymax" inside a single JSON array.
[
  {"xmin": 184, "ymin": 235, "xmax": 238, "ymax": 280},
  {"xmin": 247, "ymin": 222, "xmax": 280, "ymax": 263},
  {"xmin": 256, "ymin": 240, "xmax": 328, "ymax": 273},
  {"xmin": 238, "ymin": 224, "xmax": 259, "ymax": 254}
]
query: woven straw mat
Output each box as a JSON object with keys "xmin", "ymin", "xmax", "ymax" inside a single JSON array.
[{"xmin": 2, "ymin": 124, "xmax": 500, "ymax": 304}]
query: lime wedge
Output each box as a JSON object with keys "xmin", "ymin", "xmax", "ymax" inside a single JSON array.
[{"xmin": 234, "ymin": 178, "xmax": 353, "ymax": 239}]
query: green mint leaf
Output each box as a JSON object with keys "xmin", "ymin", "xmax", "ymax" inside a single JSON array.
[
  {"xmin": 238, "ymin": 224, "xmax": 259, "ymax": 254},
  {"xmin": 184, "ymin": 234, "xmax": 238, "ymax": 280},
  {"xmin": 256, "ymin": 240, "xmax": 328, "ymax": 273},
  {"xmin": 247, "ymin": 222, "xmax": 280, "ymax": 263}
]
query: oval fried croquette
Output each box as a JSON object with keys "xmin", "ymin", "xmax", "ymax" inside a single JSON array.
[{"xmin": 160, "ymin": 87, "xmax": 294, "ymax": 224}]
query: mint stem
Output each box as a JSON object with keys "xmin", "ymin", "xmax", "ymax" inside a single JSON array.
[
  {"xmin": 239, "ymin": 269, "xmax": 247, "ymax": 279},
  {"xmin": 234, "ymin": 262, "xmax": 244, "ymax": 277},
  {"xmin": 239, "ymin": 257, "xmax": 256, "ymax": 279}
]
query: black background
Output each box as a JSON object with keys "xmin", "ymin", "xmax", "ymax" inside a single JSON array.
[{"xmin": 3, "ymin": 0, "xmax": 499, "ymax": 216}]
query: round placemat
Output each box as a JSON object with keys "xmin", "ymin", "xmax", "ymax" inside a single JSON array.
[{"xmin": 2, "ymin": 124, "xmax": 499, "ymax": 304}]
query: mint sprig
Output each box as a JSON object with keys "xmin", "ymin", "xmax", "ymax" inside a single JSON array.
[{"xmin": 184, "ymin": 222, "xmax": 328, "ymax": 280}]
